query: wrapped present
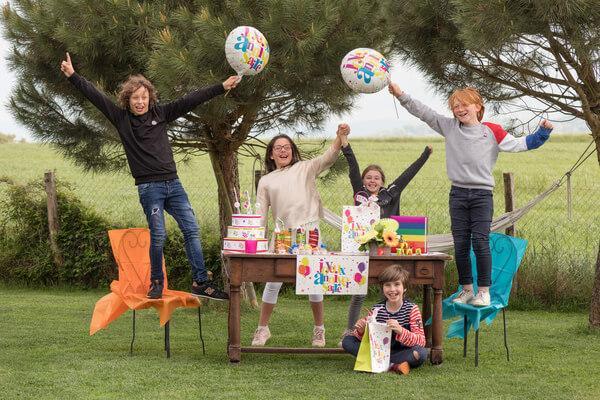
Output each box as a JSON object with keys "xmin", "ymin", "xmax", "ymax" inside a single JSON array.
[{"xmin": 390, "ymin": 215, "xmax": 427, "ymax": 254}]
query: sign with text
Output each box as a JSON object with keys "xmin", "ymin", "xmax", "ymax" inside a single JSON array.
[{"xmin": 296, "ymin": 254, "xmax": 369, "ymax": 295}]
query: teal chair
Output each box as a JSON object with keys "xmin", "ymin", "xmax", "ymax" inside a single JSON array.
[{"xmin": 443, "ymin": 233, "xmax": 528, "ymax": 366}]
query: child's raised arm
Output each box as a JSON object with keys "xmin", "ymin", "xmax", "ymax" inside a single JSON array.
[
  {"xmin": 484, "ymin": 120, "xmax": 553, "ymax": 153},
  {"xmin": 341, "ymin": 143, "xmax": 364, "ymax": 195},
  {"xmin": 389, "ymin": 83, "xmax": 454, "ymax": 137}
]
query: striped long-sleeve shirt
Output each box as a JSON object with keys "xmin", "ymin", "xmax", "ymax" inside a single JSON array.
[{"xmin": 354, "ymin": 300, "xmax": 426, "ymax": 348}]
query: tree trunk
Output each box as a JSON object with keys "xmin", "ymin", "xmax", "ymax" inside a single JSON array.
[
  {"xmin": 589, "ymin": 241, "xmax": 600, "ymax": 329},
  {"xmin": 208, "ymin": 142, "xmax": 239, "ymax": 293},
  {"xmin": 208, "ymin": 147, "xmax": 238, "ymax": 240}
]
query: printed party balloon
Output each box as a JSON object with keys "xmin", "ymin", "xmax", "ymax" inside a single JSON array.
[
  {"xmin": 340, "ymin": 48, "xmax": 390, "ymax": 93},
  {"xmin": 225, "ymin": 26, "xmax": 270, "ymax": 75}
]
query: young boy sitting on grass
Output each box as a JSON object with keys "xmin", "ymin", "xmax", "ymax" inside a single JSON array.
[{"xmin": 342, "ymin": 264, "xmax": 427, "ymax": 375}]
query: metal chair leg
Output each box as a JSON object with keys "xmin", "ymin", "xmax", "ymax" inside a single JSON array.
[
  {"xmin": 165, "ymin": 321, "xmax": 171, "ymax": 358},
  {"xmin": 503, "ymin": 308, "xmax": 510, "ymax": 362},
  {"xmin": 474, "ymin": 328, "xmax": 479, "ymax": 367},
  {"xmin": 198, "ymin": 307, "xmax": 205, "ymax": 355},
  {"xmin": 463, "ymin": 316, "xmax": 468, "ymax": 358},
  {"xmin": 130, "ymin": 310, "xmax": 136, "ymax": 356}
]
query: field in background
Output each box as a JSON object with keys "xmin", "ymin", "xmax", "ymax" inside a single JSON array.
[{"xmin": 1, "ymin": 135, "xmax": 598, "ymax": 307}]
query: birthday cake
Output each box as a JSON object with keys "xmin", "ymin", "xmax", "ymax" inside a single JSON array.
[{"xmin": 222, "ymin": 190, "xmax": 268, "ymax": 253}]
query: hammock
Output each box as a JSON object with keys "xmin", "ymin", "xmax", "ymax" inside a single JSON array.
[{"xmin": 321, "ymin": 179, "xmax": 562, "ymax": 253}]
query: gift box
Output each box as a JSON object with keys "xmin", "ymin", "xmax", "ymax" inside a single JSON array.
[{"xmin": 390, "ymin": 215, "xmax": 427, "ymax": 254}]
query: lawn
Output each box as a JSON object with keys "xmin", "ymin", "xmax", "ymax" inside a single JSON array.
[{"xmin": 1, "ymin": 286, "xmax": 599, "ymax": 399}]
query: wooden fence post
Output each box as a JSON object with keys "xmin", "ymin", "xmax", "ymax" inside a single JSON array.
[
  {"xmin": 44, "ymin": 171, "xmax": 63, "ymax": 269},
  {"xmin": 503, "ymin": 172, "xmax": 515, "ymax": 236},
  {"xmin": 503, "ymin": 172, "xmax": 517, "ymax": 293}
]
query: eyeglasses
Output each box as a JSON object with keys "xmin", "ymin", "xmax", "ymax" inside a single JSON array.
[{"xmin": 273, "ymin": 144, "xmax": 291, "ymax": 152}]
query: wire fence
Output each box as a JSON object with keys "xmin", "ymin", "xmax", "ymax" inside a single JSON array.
[
  {"xmin": 67, "ymin": 163, "xmax": 599, "ymax": 264},
  {"xmin": 2, "ymin": 138, "xmax": 598, "ymax": 305}
]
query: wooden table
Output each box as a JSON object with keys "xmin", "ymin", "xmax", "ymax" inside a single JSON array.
[{"xmin": 223, "ymin": 252, "xmax": 452, "ymax": 364}]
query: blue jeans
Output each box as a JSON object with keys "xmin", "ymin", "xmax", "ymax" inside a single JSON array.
[
  {"xmin": 449, "ymin": 186, "xmax": 493, "ymax": 287},
  {"xmin": 137, "ymin": 179, "xmax": 208, "ymax": 284},
  {"xmin": 342, "ymin": 335, "xmax": 427, "ymax": 368}
]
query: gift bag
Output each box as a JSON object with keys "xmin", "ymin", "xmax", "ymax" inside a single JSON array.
[
  {"xmin": 353, "ymin": 320, "xmax": 392, "ymax": 373},
  {"xmin": 341, "ymin": 199, "xmax": 380, "ymax": 253}
]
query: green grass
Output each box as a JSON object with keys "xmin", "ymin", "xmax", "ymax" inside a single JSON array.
[{"xmin": 1, "ymin": 286, "xmax": 599, "ymax": 399}]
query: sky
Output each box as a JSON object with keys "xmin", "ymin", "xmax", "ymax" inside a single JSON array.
[
  {"xmin": 0, "ymin": 39, "xmax": 588, "ymax": 142},
  {"xmin": 0, "ymin": 38, "xmax": 448, "ymax": 142}
]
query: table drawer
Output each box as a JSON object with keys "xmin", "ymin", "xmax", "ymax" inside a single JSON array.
[{"xmin": 414, "ymin": 263, "xmax": 433, "ymax": 278}]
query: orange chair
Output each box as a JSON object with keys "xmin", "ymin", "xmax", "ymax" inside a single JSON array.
[{"xmin": 90, "ymin": 228, "xmax": 204, "ymax": 357}]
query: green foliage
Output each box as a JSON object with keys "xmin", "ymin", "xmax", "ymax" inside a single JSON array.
[
  {"xmin": 2, "ymin": 0, "xmax": 390, "ymax": 169},
  {"xmin": 383, "ymin": 0, "xmax": 600, "ymax": 128},
  {"xmin": 0, "ymin": 175, "xmax": 226, "ymax": 290},
  {"xmin": 0, "ymin": 178, "xmax": 115, "ymax": 286}
]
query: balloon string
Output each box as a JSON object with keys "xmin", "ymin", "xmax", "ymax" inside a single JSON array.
[{"xmin": 392, "ymin": 95, "xmax": 399, "ymax": 119}]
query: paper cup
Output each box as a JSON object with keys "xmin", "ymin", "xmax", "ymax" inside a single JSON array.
[{"xmin": 244, "ymin": 239, "xmax": 258, "ymax": 254}]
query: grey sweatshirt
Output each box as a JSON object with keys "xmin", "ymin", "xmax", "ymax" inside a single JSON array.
[{"xmin": 398, "ymin": 93, "xmax": 529, "ymax": 191}]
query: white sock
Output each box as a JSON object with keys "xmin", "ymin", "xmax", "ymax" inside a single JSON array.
[
  {"xmin": 257, "ymin": 325, "xmax": 268, "ymax": 329},
  {"xmin": 314, "ymin": 325, "xmax": 325, "ymax": 330}
]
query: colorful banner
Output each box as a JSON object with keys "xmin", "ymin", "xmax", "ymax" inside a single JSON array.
[
  {"xmin": 341, "ymin": 205, "xmax": 380, "ymax": 253},
  {"xmin": 296, "ymin": 254, "xmax": 369, "ymax": 295},
  {"xmin": 390, "ymin": 215, "xmax": 428, "ymax": 254}
]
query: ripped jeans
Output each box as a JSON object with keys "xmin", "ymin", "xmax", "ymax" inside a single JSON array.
[{"xmin": 137, "ymin": 179, "xmax": 208, "ymax": 284}]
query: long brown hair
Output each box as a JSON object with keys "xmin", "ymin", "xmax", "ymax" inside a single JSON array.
[
  {"xmin": 264, "ymin": 134, "xmax": 302, "ymax": 173},
  {"xmin": 117, "ymin": 75, "xmax": 158, "ymax": 110}
]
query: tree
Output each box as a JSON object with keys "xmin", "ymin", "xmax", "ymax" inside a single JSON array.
[
  {"xmin": 384, "ymin": 0, "xmax": 600, "ymax": 327},
  {"xmin": 2, "ymin": 0, "xmax": 388, "ymax": 238}
]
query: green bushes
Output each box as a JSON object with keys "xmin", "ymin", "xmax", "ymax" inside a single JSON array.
[
  {"xmin": 0, "ymin": 176, "xmax": 595, "ymax": 310},
  {"xmin": 0, "ymin": 178, "xmax": 224, "ymax": 290},
  {"xmin": 0, "ymin": 178, "xmax": 114, "ymax": 286}
]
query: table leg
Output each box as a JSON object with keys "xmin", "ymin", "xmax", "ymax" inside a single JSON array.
[
  {"xmin": 227, "ymin": 260, "xmax": 242, "ymax": 363},
  {"xmin": 422, "ymin": 285, "xmax": 432, "ymax": 348},
  {"xmin": 430, "ymin": 287, "xmax": 444, "ymax": 364}
]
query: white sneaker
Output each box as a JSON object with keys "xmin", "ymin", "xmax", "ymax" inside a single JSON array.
[
  {"xmin": 468, "ymin": 291, "xmax": 491, "ymax": 307},
  {"xmin": 312, "ymin": 326, "xmax": 326, "ymax": 348},
  {"xmin": 251, "ymin": 326, "xmax": 271, "ymax": 346},
  {"xmin": 337, "ymin": 328, "xmax": 354, "ymax": 348},
  {"xmin": 452, "ymin": 289, "xmax": 474, "ymax": 304}
]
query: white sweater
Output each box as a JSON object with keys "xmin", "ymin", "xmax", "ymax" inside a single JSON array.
[{"xmin": 257, "ymin": 143, "xmax": 339, "ymax": 229}]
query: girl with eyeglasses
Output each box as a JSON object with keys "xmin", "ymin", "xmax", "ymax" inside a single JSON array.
[{"xmin": 251, "ymin": 124, "xmax": 349, "ymax": 347}]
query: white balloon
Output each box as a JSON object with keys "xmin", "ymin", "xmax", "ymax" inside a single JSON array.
[
  {"xmin": 340, "ymin": 48, "xmax": 390, "ymax": 93},
  {"xmin": 225, "ymin": 26, "xmax": 270, "ymax": 76}
]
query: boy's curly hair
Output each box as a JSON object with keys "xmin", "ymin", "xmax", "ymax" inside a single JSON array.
[
  {"xmin": 117, "ymin": 75, "xmax": 158, "ymax": 110},
  {"xmin": 448, "ymin": 87, "xmax": 485, "ymax": 121}
]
